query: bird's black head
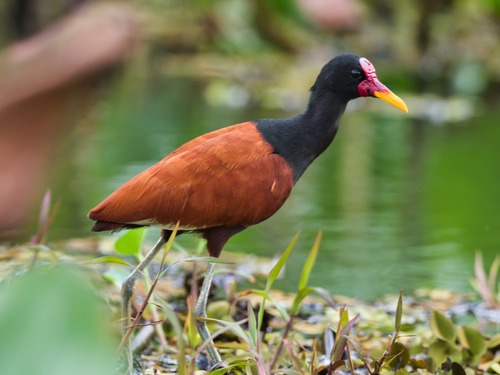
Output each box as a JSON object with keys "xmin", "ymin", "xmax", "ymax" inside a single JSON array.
[{"xmin": 312, "ymin": 53, "xmax": 408, "ymax": 112}]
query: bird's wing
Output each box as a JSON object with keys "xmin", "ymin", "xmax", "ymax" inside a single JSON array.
[{"xmin": 89, "ymin": 122, "xmax": 294, "ymax": 230}]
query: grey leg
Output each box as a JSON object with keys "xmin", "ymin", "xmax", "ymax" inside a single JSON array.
[
  {"xmin": 121, "ymin": 236, "xmax": 166, "ymax": 372},
  {"xmin": 194, "ymin": 262, "xmax": 223, "ymax": 366}
]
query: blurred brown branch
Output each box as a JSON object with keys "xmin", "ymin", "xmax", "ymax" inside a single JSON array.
[{"xmin": 0, "ymin": 3, "xmax": 140, "ymax": 241}]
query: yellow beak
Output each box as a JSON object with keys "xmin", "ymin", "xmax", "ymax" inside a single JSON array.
[{"xmin": 373, "ymin": 90, "xmax": 408, "ymax": 113}]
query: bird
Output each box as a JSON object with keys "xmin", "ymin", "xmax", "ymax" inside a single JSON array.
[{"xmin": 88, "ymin": 53, "xmax": 408, "ymax": 370}]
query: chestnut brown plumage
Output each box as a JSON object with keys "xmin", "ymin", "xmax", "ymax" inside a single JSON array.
[
  {"xmin": 89, "ymin": 123, "xmax": 294, "ymax": 256},
  {"xmin": 88, "ymin": 53, "xmax": 407, "ymax": 371}
]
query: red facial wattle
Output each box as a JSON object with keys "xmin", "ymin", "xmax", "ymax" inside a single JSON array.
[{"xmin": 357, "ymin": 57, "xmax": 408, "ymax": 113}]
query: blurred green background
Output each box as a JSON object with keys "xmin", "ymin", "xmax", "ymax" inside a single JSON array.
[{"xmin": 0, "ymin": 0, "xmax": 499, "ymax": 298}]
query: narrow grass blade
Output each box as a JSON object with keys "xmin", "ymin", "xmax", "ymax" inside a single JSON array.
[
  {"xmin": 247, "ymin": 302, "xmax": 258, "ymax": 347},
  {"xmin": 265, "ymin": 232, "xmax": 300, "ymax": 293},
  {"xmin": 310, "ymin": 287, "xmax": 336, "ymax": 309},
  {"xmin": 210, "ymin": 359, "xmax": 255, "ymax": 375},
  {"xmin": 186, "ymin": 295, "xmax": 198, "ymax": 349},
  {"xmin": 238, "ymin": 289, "xmax": 290, "ymax": 321},
  {"xmin": 331, "ymin": 313, "xmax": 360, "ymax": 362},
  {"xmin": 158, "ymin": 223, "xmax": 179, "ymax": 267},
  {"xmin": 338, "ymin": 305, "xmax": 349, "ymax": 331},
  {"xmin": 256, "ymin": 232, "xmax": 300, "ymax": 333},
  {"xmin": 156, "ymin": 299, "xmax": 186, "ymax": 375},
  {"xmin": 178, "ymin": 256, "xmax": 233, "ymax": 265},
  {"xmin": 291, "ymin": 287, "xmax": 315, "ymax": 315},
  {"xmin": 487, "ymin": 255, "xmax": 499, "ymax": 295},
  {"xmin": 298, "ymin": 231, "xmax": 322, "ymax": 291},
  {"xmin": 474, "ymin": 252, "xmax": 489, "ymax": 302},
  {"xmin": 203, "ymin": 317, "xmax": 253, "ymax": 348},
  {"xmin": 395, "ymin": 290, "xmax": 403, "ymax": 333},
  {"xmin": 84, "ymin": 256, "xmax": 132, "ymax": 267}
]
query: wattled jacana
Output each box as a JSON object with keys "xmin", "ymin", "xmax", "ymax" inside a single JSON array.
[{"xmin": 89, "ymin": 53, "xmax": 408, "ymax": 369}]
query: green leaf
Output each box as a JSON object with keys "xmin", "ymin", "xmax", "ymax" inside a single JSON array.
[
  {"xmin": 395, "ymin": 290, "xmax": 403, "ymax": 332},
  {"xmin": 244, "ymin": 289, "xmax": 290, "ymax": 321},
  {"xmin": 285, "ymin": 286, "xmax": 336, "ymax": 316},
  {"xmin": 387, "ymin": 342, "xmax": 410, "ymax": 370},
  {"xmin": 428, "ymin": 339, "xmax": 460, "ymax": 365},
  {"xmin": 179, "ymin": 256, "xmax": 233, "ymax": 265},
  {"xmin": 209, "ymin": 359, "xmax": 255, "ymax": 375},
  {"xmin": 265, "ymin": 232, "xmax": 300, "ymax": 293},
  {"xmin": 186, "ymin": 296, "xmax": 198, "ymax": 349},
  {"xmin": 457, "ymin": 326, "xmax": 487, "ymax": 357},
  {"xmin": 487, "ymin": 333, "xmax": 500, "ymax": 349},
  {"xmin": 114, "ymin": 227, "xmax": 147, "ymax": 257},
  {"xmin": 84, "ymin": 256, "xmax": 132, "ymax": 267},
  {"xmin": 298, "ymin": 231, "xmax": 321, "ymax": 291},
  {"xmin": 430, "ymin": 311, "xmax": 457, "ymax": 343},
  {"xmin": 155, "ymin": 298, "xmax": 186, "ymax": 375},
  {"xmin": 488, "ymin": 255, "xmax": 500, "ymax": 293},
  {"xmin": 331, "ymin": 313, "xmax": 359, "ymax": 362},
  {"xmin": 290, "ymin": 287, "xmax": 315, "ymax": 315},
  {"xmin": 203, "ymin": 317, "xmax": 253, "ymax": 349},
  {"xmin": 425, "ymin": 357, "xmax": 438, "ymax": 373},
  {"xmin": 310, "ymin": 287, "xmax": 336, "ymax": 308},
  {"xmin": 0, "ymin": 266, "xmax": 116, "ymax": 375},
  {"xmin": 247, "ymin": 303, "xmax": 257, "ymax": 347}
]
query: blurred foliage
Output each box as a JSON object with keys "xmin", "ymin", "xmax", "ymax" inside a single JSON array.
[
  {"xmin": 1, "ymin": 0, "xmax": 499, "ymax": 97},
  {"xmin": 0, "ymin": 265, "xmax": 116, "ymax": 375},
  {"xmin": 0, "ymin": 226, "xmax": 498, "ymax": 374}
]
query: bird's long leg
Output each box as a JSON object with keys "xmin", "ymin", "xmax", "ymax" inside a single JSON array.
[
  {"xmin": 195, "ymin": 261, "xmax": 223, "ymax": 366},
  {"xmin": 196, "ymin": 225, "xmax": 244, "ymax": 368},
  {"xmin": 121, "ymin": 236, "xmax": 166, "ymax": 371}
]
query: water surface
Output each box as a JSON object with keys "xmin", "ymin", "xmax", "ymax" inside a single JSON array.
[{"xmin": 53, "ymin": 72, "xmax": 499, "ymax": 299}]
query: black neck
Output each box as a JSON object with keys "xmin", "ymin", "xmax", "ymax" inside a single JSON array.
[{"xmin": 256, "ymin": 89, "xmax": 348, "ymax": 182}]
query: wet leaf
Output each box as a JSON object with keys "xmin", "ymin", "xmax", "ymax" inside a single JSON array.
[
  {"xmin": 430, "ymin": 311, "xmax": 457, "ymax": 342},
  {"xmin": 457, "ymin": 326, "xmax": 487, "ymax": 357}
]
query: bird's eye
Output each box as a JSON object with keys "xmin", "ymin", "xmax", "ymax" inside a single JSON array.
[{"xmin": 351, "ymin": 69, "xmax": 362, "ymax": 79}]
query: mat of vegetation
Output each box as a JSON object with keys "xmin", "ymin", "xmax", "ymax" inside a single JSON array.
[{"xmin": 0, "ymin": 228, "xmax": 498, "ymax": 375}]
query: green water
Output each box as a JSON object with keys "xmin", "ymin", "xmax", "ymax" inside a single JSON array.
[{"xmin": 53, "ymin": 73, "xmax": 499, "ymax": 299}]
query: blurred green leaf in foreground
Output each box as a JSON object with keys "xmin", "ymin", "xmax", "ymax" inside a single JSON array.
[{"xmin": 0, "ymin": 266, "xmax": 116, "ymax": 375}]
